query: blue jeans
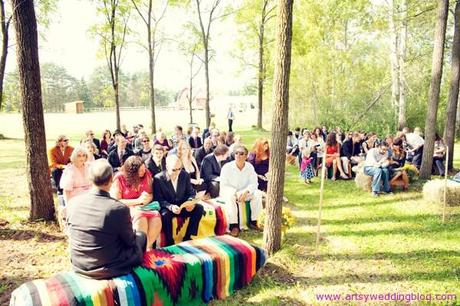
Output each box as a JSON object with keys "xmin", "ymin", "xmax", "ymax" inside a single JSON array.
[{"xmin": 364, "ymin": 166, "xmax": 391, "ymax": 193}]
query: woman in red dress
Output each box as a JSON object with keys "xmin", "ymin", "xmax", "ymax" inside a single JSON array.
[
  {"xmin": 110, "ymin": 156, "xmax": 162, "ymax": 250},
  {"xmin": 325, "ymin": 132, "xmax": 349, "ymax": 180}
]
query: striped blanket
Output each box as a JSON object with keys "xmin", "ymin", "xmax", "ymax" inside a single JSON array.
[
  {"xmin": 9, "ymin": 236, "xmax": 266, "ymax": 306},
  {"xmin": 157, "ymin": 200, "xmax": 228, "ymax": 247}
]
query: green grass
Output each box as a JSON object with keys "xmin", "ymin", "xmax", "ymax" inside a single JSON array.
[{"xmin": 0, "ymin": 129, "xmax": 459, "ymax": 305}]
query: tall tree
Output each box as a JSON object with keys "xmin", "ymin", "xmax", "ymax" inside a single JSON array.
[
  {"xmin": 398, "ymin": 0, "xmax": 407, "ymax": 129},
  {"xmin": 12, "ymin": 0, "xmax": 54, "ymax": 220},
  {"xmin": 195, "ymin": 0, "xmax": 222, "ymax": 128},
  {"xmin": 263, "ymin": 0, "xmax": 293, "ymax": 255},
  {"xmin": 444, "ymin": 0, "xmax": 460, "ymax": 171},
  {"xmin": 93, "ymin": 0, "xmax": 131, "ymax": 130},
  {"xmin": 0, "ymin": 0, "xmax": 10, "ymax": 110},
  {"xmin": 130, "ymin": 0, "xmax": 168, "ymax": 134},
  {"xmin": 388, "ymin": 0, "xmax": 400, "ymax": 126},
  {"xmin": 420, "ymin": 0, "xmax": 448, "ymax": 179}
]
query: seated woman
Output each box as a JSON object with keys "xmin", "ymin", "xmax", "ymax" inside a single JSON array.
[
  {"xmin": 48, "ymin": 135, "xmax": 74, "ymax": 196},
  {"xmin": 110, "ymin": 156, "xmax": 162, "ymax": 250},
  {"xmin": 100, "ymin": 129, "xmax": 113, "ymax": 157},
  {"xmin": 433, "ymin": 133, "xmax": 446, "ymax": 176},
  {"xmin": 324, "ymin": 132, "xmax": 349, "ymax": 180},
  {"xmin": 389, "ymin": 138, "xmax": 409, "ymax": 191},
  {"xmin": 177, "ymin": 140, "xmax": 206, "ymax": 197},
  {"xmin": 83, "ymin": 140, "xmax": 101, "ymax": 162},
  {"xmin": 362, "ymin": 132, "xmax": 378, "ymax": 155},
  {"xmin": 248, "ymin": 138, "xmax": 270, "ymax": 192},
  {"xmin": 154, "ymin": 131, "xmax": 172, "ymax": 152},
  {"xmin": 60, "ymin": 146, "xmax": 92, "ymax": 204},
  {"xmin": 137, "ymin": 134, "xmax": 152, "ymax": 162},
  {"xmin": 308, "ymin": 132, "xmax": 324, "ymax": 173}
]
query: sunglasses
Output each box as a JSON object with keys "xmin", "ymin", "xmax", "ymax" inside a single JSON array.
[
  {"xmin": 142, "ymin": 139, "xmax": 150, "ymax": 143},
  {"xmin": 235, "ymin": 151, "xmax": 246, "ymax": 156},
  {"xmin": 61, "ymin": 139, "xmax": 69, "ymax": 142},
  {"xmin": 172, "ymin": 167, "xmax": 182, "ymax": 172}
]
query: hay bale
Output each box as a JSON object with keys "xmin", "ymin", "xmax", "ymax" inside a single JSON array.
[
  {"xmin": 423, "ymin": 179, "xmax": 460, "ymax": 206},
  {"xmin": 354, "ymin": 162, "xmax": 372, "ymax": 191}
]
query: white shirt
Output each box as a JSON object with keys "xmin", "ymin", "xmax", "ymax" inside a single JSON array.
[
  {"xmin": 406, "ymin": 133, "xmax": 424, "ymax": 149},
  {"xmin": 220, "ymin": 161, "xmax": 258, "ymax": 196},
  {"xmin": 364, "ymin": 148, "xmax": 389, "ymax": 167}
]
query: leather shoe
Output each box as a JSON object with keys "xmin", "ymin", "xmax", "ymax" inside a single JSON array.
[
  {"xmin": 230, "ymin": 227, "xmax": 240, "ymax": 237},
  {"xmin": 248, "ymin": 223, "xmax": 262, "ymax": 232}
]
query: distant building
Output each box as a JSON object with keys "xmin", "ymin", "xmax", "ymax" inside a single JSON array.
[
  {"xmin": 175, "ymin": 88, "xmax": 208, "ymax": 110},
  {"xmin": 64, "ymin": 101, "xmax": 84, "ymax": 114}
]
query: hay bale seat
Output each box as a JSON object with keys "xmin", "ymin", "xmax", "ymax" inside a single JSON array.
[
  {"xmin": 158, "ymin": 200, "xmax": 228, "ymax": 247},
  {"xmin": 423, "ymin": 179, "xmax": 460, "ymax": 206},
  {"xmin": 9, "ymin": 236, "xmax": 267, "ymax": 306},
  {"xmin": 354, "ymin": 162, "xmax": 372, "ymax": 191}
]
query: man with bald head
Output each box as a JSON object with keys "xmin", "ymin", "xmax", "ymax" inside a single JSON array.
[
  {"xmin": 66, "ymin": 159, "xmax": 146, "ymax": 280},
  {"xmin": 153, "ymin": 155, "xmax": 204, "ymax": 246}
]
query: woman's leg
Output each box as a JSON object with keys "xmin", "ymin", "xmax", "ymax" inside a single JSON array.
[
  {"xmin": 401, "ymin": 171, "xmax": 409, "ymax": 190},
  {"xmin": 134, "ymin": 217, "xmax": 148, "ymax": 250},
  {"xmin": 147, "ymin": 217, "xmax": 162, "ymax": 249},
  {"xmin": 332, "ymin": 159, "xmax": 337, "ymax": 180},
  {"xmin": 335, "ymin": 157, "xmax": 347, "ymax": 177}
]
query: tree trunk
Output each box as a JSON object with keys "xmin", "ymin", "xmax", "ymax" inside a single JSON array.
[
  {"xmin": 189, "ymin": 59, "xmax": 194, "ymax": 124},
  {"xmin": 149, "ymin": 41, "xmax": 156, "ymax": 134},
  {"xmin": 204, "ymin": 43, "xmax": 210, "ymax": 128},
  {"xmin": 444, "ymin": 0, "xmax": 460, "ymax": 171},
  {"xmin": 257, "ymin": 8, "xmax": 265, "ymax": 129},
  {"xmin": 12, "ymin": 0, "xmax": 55, "ymax": 221},
  {"xmin": 420, "ymin": 0, "xmax": 448, "ymax": 179},
  {"xmin": 388, "ymin": 0, "xmax": 400, "ymax": 126},
  {"xmin": 398, "ymin": 0, "xmax": 407, "ymax": 130},
  {"xmin": 263, "ymin": 0, "xmax": 293, "ymax": 255},
  {"xmin": 114, "ymin": 80, "xmax": 120, "ymax": 130},
  {"xmin": 0, "ymin": 0, "xmax": 9, "ymax": 110}
]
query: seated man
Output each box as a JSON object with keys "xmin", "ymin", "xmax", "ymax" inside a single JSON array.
[
  {"xmin": 194, "ymin": 137, "xmax": 214, "ymax": 167},
  {"xmin": 341, "ymin": 132, "xmax": 363, "ymax": 176},
  {"xmin": 219, "ymin": 145, "xmax": 263, "ymax": 237},
  {"xmin": 66, "ymin": 159, "xmax": 146, "ymax": 280},
  {"xmin": 154, "ymin": 155, "xmax": 204, "ymax": 246},
  {"xmin": 363, "ymin": 141, "xmax": 392, "ymax": 197},
  {"xmin": 201, "ymin": 144, "xmax": 229, "ymax": 198},
  {"xmin": 404, "ymin": 128, "xmax": 424, "ymax": 169},
  {"xmin": 108, "ymin": 132, "xmax": 134, "ymax": 171}
]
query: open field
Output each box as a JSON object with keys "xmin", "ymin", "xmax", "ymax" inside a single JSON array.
[{"xmin": 0, "ymin": 128, "xmax": 459, "ymax": 305}]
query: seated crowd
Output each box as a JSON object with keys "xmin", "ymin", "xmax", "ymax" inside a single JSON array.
[
  {"xmin": 48, "ymin": 124, "xmax": 267, "ymax": 279},
  {"xmin": 286, "ymin": 126, "xmax": 447, "ymax": 196}
]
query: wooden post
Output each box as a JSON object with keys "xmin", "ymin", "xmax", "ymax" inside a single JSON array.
[
  {"xmin": 315, "ymin": 161, "xmax": 327, "ymax": 256},
  {"xmin": 443, "ymin": 145, "xmax": 449, "ymax": 223}
]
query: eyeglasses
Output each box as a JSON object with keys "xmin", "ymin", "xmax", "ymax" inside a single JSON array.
[
  {"xmin": 142, "ymin": 139, "xmax": 150, "ymax": 143},
  {"xmin": 61, "ymin": 139, "xmax": 69, "ymax": 142},
  {"xmin": 235, "ymin": 151, "xmax": 246, "ymax": 156},
  {"xmin": 172, "ymin": 168, "xmax": 182, "ymax": 172}
]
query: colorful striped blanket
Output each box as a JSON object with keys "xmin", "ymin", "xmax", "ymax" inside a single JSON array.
[
  {"xmin": 158, "ymin": 200, "xmax": 228, "ymax": 247},
  {"xmin": 9, "ymin": 236, "xmax": 266, "ymax": 306}
]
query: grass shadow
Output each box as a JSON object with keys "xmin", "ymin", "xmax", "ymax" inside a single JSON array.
[{"xmin": 0, "ymin": 228, "xmax": 65, "ymax": 242}]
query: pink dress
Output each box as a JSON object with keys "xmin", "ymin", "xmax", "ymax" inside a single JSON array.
[
  {"xmin": 113, "ymin": 171, "xmax": 160, "ymax": 222},
  {"xmin": 60, "ymin": 164, "xmax": 91, "ymax": 201}
]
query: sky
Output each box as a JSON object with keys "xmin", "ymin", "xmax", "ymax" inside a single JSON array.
[{"xmin": 7, "ymin": 0, "xmax": 255, "ymax": 93}]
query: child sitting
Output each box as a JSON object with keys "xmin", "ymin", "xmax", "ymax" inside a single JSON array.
[{"xmin": 300, "ymin": 147, "xmax": 315, "ymax": 184}]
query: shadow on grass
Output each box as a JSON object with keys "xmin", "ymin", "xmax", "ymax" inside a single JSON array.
[
  {"xmin": 312, "ymin": 249, "xmax": 460, "ymax": 262},
  {"xmin": 0, "ymin": 276, "xmax": 31, "ymax": 306},
  {"xmin": 0, "ymin": 228, "xmax": 65, "ymax": 242}
]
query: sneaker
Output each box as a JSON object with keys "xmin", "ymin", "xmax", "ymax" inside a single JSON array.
[
  {"xmin": 372, "ymin": 192, "xmax": 379, "ymax": 197},
  {"xmin": 249, "ymin": 223, "xmax": 262, "ymax": 232}
]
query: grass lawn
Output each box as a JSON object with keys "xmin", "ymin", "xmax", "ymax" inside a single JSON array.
[{"xmin": 0, "ymin": 130, "xmax": 459, "ymax": 305}]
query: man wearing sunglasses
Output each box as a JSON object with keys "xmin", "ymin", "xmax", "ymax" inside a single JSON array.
[
  {"xmin": 154, "ymin": 155, "xmax": 204, "ymax": 246},
  {"xmin": 220, "ymin": 145, "xmax": 263, "ymax": 237}
]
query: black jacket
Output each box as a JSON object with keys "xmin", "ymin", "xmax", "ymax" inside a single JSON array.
[
  {"xmin": 145, "ymin": 157, "xmax": 166, "ymax": 177},
  {"xmin": 200, "ymin": 153, "xmax": 221, "ymax": 183},
  {"xmin": 194, "ymin": 147, "xmax": 213, "ymax": 168},
  {"xmin": 66, "ymin": 189, "xmax": 143, "ymax": 279},
  {"xmin": 188, "ymin": 136, "xmax": 203, "ymax": 149},
  {"xmin": 153, "ymin": 170, "xmax": 196, "ymax": 210},
  {"xmin": 108, "ymin": 146, "xmax": 134, "ymax": 170},
  {"xmin": 341, "ymin": 140, "xmax": 361, "ymax": 158}
]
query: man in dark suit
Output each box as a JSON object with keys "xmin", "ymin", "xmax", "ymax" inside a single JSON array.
[
  {"xmin": 201, "ymin": 144, "xmax": 229, "ymax": 198},
  {"xmin": 188, "ymin": 127, "xmax": 203, "ymax": 149},
  {"xmin": 66, "ymin": 159, "xmax": 146, "ymax": 280},
  {"xmin": 194, "ymin": 137, "xmax": 214, "ymax": 167},
  {"xmin": 341, "ymin": 132, "xmax": 363, "ymax": 177},
  {"xmin": 154, "ymin": 155, "xmax": 204, "ymax": 246},
  {"xmin": 86, "ymin": 130, "xmax": 101, "ymax": 153},
  {"xmin": 108, "ymin": 133, "xmax": 134, "ymax": 171}
]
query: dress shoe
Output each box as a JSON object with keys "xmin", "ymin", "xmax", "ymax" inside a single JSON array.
[{"xmin": 230, "ymin": 227, "xmax": 240, "ymax": 237}]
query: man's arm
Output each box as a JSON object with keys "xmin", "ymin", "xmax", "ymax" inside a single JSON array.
[
  {"xmin": 201, "ymin": 157, "xmax": 218, "ymax": 182},
  {"xmin": 153, "ymin": 176, "xmax": 172, "ymax": 210},
  {"xmin": 114, "ymin": 205, "xmax": 136, "ymax": 247}
]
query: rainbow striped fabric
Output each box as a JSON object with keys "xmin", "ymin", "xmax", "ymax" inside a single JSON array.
[
  {"xmin": 158, "ymin": 200, "xmax": 228, "ymax": 247},
  {"xmin": 10, "ymin": 236, "xmax": 266, "ymax": 306}
]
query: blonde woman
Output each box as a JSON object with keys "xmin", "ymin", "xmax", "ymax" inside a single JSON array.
[
  {"xmin": 60, "ymin": 146, "xmax": 91, "ymax": 203},
  {"xmin": 177, "ymin": 140, "xmax": 206, "ymax": 197}
]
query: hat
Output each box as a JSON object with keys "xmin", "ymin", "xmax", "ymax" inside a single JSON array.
[{"xmin": 113, "ymin": 129, "xmax": 123, "ymax": 137}]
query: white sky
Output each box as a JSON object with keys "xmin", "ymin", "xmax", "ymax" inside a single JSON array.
[{"xmin": 7, "ymin": 0, "xmax": 255, "ymax": 93}]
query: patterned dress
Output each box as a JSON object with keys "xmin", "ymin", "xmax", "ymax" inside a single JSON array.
[{"xmin": 300, "ymin": 156, "xmax": 315, "ymax": 180}]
